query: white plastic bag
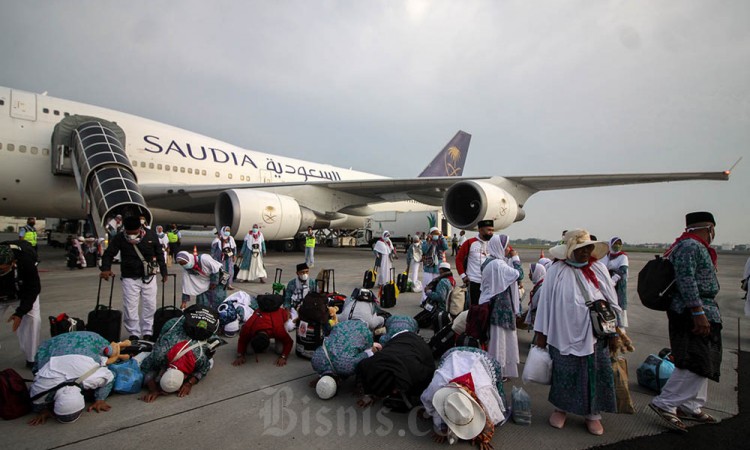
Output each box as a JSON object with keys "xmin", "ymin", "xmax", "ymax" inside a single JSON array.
[{"xmin": 522, "ymin": 345, "xmax": 552, "ymax": 385}]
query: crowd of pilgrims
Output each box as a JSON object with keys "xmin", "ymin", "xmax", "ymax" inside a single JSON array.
[{"xmin": 18, "ymin": 220, "xmax": 637, "ymax": 448}]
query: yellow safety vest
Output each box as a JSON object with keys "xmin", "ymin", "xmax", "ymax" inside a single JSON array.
[
  {"xmin": 21, "ymin": 227, "xmax": 37, "ymax": 247},
  {"xmin": 167, "ymin": 231, "xmax": 179, "ymax": 243},
  {"xmin": 305, "ymin": 235, "xmax": 316, "ymax": 248}
]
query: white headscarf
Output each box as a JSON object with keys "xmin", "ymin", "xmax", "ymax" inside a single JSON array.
[
  {"xmin": 478, "ymin": 234, "xmax": 521, "ymax": 305},
  {"xmin": 538, "ymin": 257, "xmax": 553, "ymax": 269},
  {"xmin": 176, "ymin": 251, "xmax": 194, "ymax": 267},
  {"xmin": 529, "ymin": 263, "xmax": 546, "ymax": 285},
  {"xmin": 374, "ymin": 231, "xmax": 393, "ymax": 254}
]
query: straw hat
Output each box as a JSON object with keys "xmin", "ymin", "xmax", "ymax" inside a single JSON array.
[{"xmin": 548, "ymin": 229, "xmax": 608, "ymax": 260}]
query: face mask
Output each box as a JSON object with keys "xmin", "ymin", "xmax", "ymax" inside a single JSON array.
[
  {"xmin": 252, "ymin": 228, "xmax": 258, "ymax": 233},
  {"xmin": 140, "ymin": 219, "xmax": 146, "ymax": 225},
  {"xmin": 565, "ymin": 259, "xmax": 588, "ymax": 268},
  {"xmin": 612, "ymin": 244, "xmax": 622, "ymax": 252},
  {"xmin": 299, "ymin": 274, "xmax": 309, "ymax": 281},
  {"xmin": 432, "ymin": 235, "xmax": 439, "ymax": 241},
  {"xmin": 224, "ymin": 231, "xmax": 230, "ymax": 237}
]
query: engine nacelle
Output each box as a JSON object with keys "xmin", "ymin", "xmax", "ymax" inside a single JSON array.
[
  {"xmin": 215, "ymin": 190, "xmax": 323, "ymax": 240},
  {"xmin": 443, "ymin": 180, "xmax": 521, "ymax": 230}
]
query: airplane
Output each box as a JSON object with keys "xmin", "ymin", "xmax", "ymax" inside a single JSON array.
[{"xmin": 0, "ymin": 86, "xmax": 730, "ymax": 242}]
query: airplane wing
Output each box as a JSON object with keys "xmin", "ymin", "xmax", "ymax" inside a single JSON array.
[
  {"xmin": 504, "ymin": 170, "xmax": 731, "ymax": 191},
  {"xmin": 141, "ymin": 169, "xmax": 729, "ymax": 214}
]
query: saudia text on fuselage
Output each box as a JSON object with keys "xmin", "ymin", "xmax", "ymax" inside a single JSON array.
[
  {"xmin": 142, "ymin": 135, "xmax": 343, "ymax": 182},
  {"xmin": 143, "ymin": 135, "xmax": 259, "ymax": 168}
]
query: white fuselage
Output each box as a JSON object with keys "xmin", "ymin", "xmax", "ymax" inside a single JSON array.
[{"xmin": 0, "ymin": 86, "xmax": 387, "ymax": 225}]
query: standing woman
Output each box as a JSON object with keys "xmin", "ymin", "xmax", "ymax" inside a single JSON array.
[
  {"xmin": 373, "ymin": 231, "xmax": 397, "ymax": 288},
  {"xmin": 479, "ymin": 234, "xmax": 523, "ymax": 380},
  {"xmin": 211, "ymin": 226, "xmax": 237, "ymax": 290},
  {"xmin": 534, "ymin": 229, "xmax": 622, "ymax": 436},
  {"xmin": 406, "ymin": 235, "xmax": 423, "ymax": 292},
  {"xmin": 421, "ymin": 227, "xmax": 449, "ymax": 303},
  {"xmin": 236, "ymin": 224, "xmax": 267, "ymax": 283},
  {"xmin": 601, "ymin": 236, "xmax": 629, "ymax": 327}
]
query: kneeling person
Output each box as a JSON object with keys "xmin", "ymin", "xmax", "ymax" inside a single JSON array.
[
  {"xmin": 234, "ymin": 305, "xmax": 294, "ymax": 366},
  {"xmin": 140, "ymin": 305, "xmax": 219, "ymax": 403},
  {"xmin": 28, "ymin": 331, "xmax": 120, "ymax": 425}
]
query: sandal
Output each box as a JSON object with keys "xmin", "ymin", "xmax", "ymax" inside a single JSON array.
[
  {"xmin": 648, "ymin": 403, "xmax": 688, "ymax": 433},
  {"xmin": 677, "ymin": 409, "xmax": 718, "ymax": 424},
  {"xmin": 585, "ymin": 419, "xmax": 604, "ymax": 436},
  {"xmin": 549, "ymin": 411, "xmax": 567, "ymax": 429}
]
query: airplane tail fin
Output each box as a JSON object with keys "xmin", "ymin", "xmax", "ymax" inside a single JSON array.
[{"xmin": 418, "ymin": 130, "xmax": 471, "ymax": 177}]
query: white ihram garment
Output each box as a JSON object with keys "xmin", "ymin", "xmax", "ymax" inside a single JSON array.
[{"xmin": 0, "ymin": 295, "xmax": 41, "ymax": 362}]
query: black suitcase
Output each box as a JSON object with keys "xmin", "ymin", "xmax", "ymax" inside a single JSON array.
[
  {"xmin": 153, "ymin": 274, "xmax": 182, "ymax": 340},
  {"xmin": 324, "ymin": 269, "xmax": 346, "ymax": 313},
  {"xmin": 396, "ymin": 272, "xmax": 408, "ymax": 293},
  {"xmin": 84, "ymin": 252, "xmax": 97, "ymax": 268},
  {"xmin": 363, "ymin": 267, "xmax": 376, "ymax": 289},
  {"xmin": 87, "ymin": 277, "xmax": 123, "ymax": 343},
  {"xmin": 414, "ymin": 308, "xmax": 434, "ymax": 329},
  {"xmin": 380, "ymin": 268, "xmax": 397, "ymax": 308},
  {"xmin": 428, "ymin": 324, "xmax": 455, "ymax": 359},
  {"xmin": 295, "ymin": 321, "xmax": 324, "ymax": 359}
]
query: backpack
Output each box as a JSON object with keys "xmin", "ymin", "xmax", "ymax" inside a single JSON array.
[
  {"xmin": 182, "ymin": 305, "xmax": 219, "ymax": 341},
  {"xmin": 256, "ymin": 294, "xmax": 284, "ymax": 313},
  {"xmin": 1, "ymin": 240, "xmax": 39, "ymax": 264},
  {"xmin": 447, "ymin": 284, "xmax": 467, "ymax": 317},
  {"xmin": 637, "ymin": 255, "xmax": 676, "ymax": 311},
  {"xmin": 49, "ymin": 313, "xmax": 86, "ymax": 337},
  {"xmin": 0, "ymin": 369, "xmax": 31, "ymax": 420},
  {"xmin": 297, "ymin": 292, "xmax": 330, "ymax": 324}
]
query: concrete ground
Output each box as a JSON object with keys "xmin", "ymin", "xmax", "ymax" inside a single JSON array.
[{"xmin": 1, "ymin": 233, "xmax": 748, "ymax": 450}]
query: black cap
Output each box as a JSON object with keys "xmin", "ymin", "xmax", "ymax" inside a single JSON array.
[
  {"xmin": 296, "ymin": 263, "xmax": 309, "ymax": 272},
  {"xmin": 686, "ymin": 211, "xmax": 715, "ymax": 226},
  {"xmin": 477, "ymin": 220, "xmax": 494, "ymax": 228},
  {"xmin": 122, "ymin": 216, "xmax": 141, "ymax": 231}
]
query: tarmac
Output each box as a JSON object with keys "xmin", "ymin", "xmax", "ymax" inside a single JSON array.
[{"xmin": 1, "ymin": 233, "xmax": 748, "ymax": 450}]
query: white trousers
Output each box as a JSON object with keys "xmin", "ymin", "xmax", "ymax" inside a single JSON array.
[
  {"xmin": 488, "ymin": 324, "xmax": 520, "ymax": 378},
  {"xmin": 422, "ymin": 271, "xmax": 437, "ymax": 301},
  {"xmin": 651, "ymin": 367, "xmax": 708, "ymax": 414},
  {"xmin": 0, "ymin": 296, "xmax": 41, "ymax": 362},
  {"xmin": 121, "ymin": 277, "xmax": 157, "ymax": 338}
]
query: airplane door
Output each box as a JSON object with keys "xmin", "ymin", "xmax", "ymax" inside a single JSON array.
[{"xmin": 10, "ymin": 90, "xmax": 36, "ymax": 120}]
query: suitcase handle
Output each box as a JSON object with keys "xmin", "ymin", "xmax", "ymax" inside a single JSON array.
[
  {"xmin": 274, "ymin": 267, "xmax": 283, "ymax": 285},
  {"xmin": 96, "ymin": 276, "xmax": 115, "ymax": 309},
  {"xmin": 328, "ymin": 268, "xmax": 335, "ymax": 293},
  {"xmin": 161, "ymin": 274, "xmax": 177, "ymax": 308},
  {"xmin": 390, "ymin": 267, "xmax": 396, "ymax": 283}
]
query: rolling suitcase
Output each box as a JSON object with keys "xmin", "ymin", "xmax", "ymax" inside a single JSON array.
[
  {"xmin": 295, "ymin": 321, "xmax": 324, "ymax": 359},
  {"xmin": 363, "ymin": 266, "xmax": 376, "ymax": 289},
  {"xmin": 153, "ymin": 274, "xmax": 182, "ymax": 340},
  {"xmin": 272, "ymin": 268, "xmax": 285, "ymax": 295},
  {"xmin": 380, "ymin": 268, "xmax": 398, "ymax": 308},
  {"xmin": 396, "ymin": 272, "xmax": 408, "ymax": 293},
  {"xmin": 324, "ymin": 269, "xmax": 346, "ymax": 314},
  {"xmin": 87, "ymin": 277, "xmax": 122, "ymax": 343}
]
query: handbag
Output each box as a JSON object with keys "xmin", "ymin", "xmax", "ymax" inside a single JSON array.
[
  {"xmin": 522, "ymin": 345, "xmax": 552, "ymax": 385},
  {"xmin": 575, "ymin": 273, "xmax": 618, "ymax": 339},
  {"xmin": 611, "ymin": 356, "xmax": 635, "ymax": 414}
]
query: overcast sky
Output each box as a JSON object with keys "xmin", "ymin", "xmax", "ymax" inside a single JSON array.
[{"xmin": 2, "ymin": 0, "xmax": 748, "ymax": 244}]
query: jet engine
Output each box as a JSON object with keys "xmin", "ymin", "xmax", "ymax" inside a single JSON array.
[
  {"xmin": 443, "ymin": 180, "xmax": 522, "ymax": 230},
  {"xmin": 215, "ymin": 190, "xmax": 327, "ymax": 239}
]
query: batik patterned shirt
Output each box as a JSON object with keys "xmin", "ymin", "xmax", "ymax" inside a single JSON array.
[{"xmin": 669, "ymin": 238, "xmax": 721, "ymax": 323}]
